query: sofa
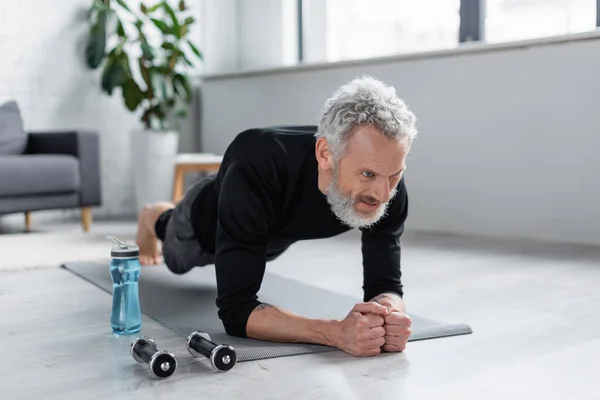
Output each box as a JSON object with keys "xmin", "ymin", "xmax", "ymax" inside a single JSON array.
[{"xmin": 0, "ymin": 101, "xmax": 102, "ymax": 232}]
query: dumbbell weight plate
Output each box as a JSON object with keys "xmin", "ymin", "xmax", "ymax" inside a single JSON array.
[{"xmin": 150, "ymin": 350, "xmax": 178, "ymax": 379}]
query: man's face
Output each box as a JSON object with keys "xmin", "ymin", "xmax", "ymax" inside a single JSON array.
[{"xmin": 324, "ymin": 125, "xmax": 409, "ymax": 229}]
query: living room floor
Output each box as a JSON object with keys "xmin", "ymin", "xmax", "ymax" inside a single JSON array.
[{"xmin": 1, "ymin": 216, "xmax": 600, "ymax": 399}]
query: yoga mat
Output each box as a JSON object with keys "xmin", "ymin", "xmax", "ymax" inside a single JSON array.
[{"xmin": 63, "ymin": 261, "xmax": 472, "ymax": 362}]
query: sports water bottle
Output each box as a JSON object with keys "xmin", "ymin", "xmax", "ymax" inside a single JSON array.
[{"xmin": 107, "ymin": 236, "xmax": 142, "ymax": 335}]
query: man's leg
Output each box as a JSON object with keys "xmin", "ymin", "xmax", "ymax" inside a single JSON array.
[{"xmin": 136, "ymin": 201, "xmax": 175, "ymax": 265}]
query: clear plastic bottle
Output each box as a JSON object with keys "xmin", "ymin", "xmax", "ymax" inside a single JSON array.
[{"xmin": 107, "ymin": 236, "xmax": 142, "ymax": 335}]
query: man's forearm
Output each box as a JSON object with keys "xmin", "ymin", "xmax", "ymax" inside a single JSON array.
[
  {"xmin": 245, "ymin": 303, "xmax": 341, "ymax": 347},
  {"xmin": 370, "ymin": 292, "xmax": 406, "ymax": 312}
]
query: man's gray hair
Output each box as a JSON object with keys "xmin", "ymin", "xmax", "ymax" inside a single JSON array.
[{"xmin": 316, "ymin": 75, "xmax": 418, "ymax": 160}]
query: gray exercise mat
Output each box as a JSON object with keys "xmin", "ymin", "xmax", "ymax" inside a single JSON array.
[{"xmin": 62, "ymin": 261, "xmax": 472, "ymax": 362}]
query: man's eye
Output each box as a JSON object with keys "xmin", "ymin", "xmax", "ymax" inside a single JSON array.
[{"xmin": 362, "ymin": 171, "xmax": 374, "ymax": 178}]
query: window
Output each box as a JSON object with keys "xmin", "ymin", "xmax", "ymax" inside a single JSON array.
[
  {"xmin": 307, "ymin": 0, "xmax": 461, "ymax": 63},
  {"xmin": 484, "ymin": 0, "xmax": 597, "ymax": 43},
  {"xmin": 298, "ymin": 0, "xmax": 600, "ymax": 67}
]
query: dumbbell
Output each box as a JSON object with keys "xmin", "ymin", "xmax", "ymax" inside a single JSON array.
[
  {"xmin": 187, "ymin": 331, "xmax": 237, "ymax": 372},
  {"xmin": 130, "ymin": 336, "xmax": 177, "ymax": 379}
]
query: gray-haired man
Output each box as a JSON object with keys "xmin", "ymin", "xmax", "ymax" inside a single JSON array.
[{"xmin": 135, "ymin": 75, "xmax": 417, "ymax": 357}]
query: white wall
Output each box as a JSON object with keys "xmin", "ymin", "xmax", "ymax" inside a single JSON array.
[
  {"xmin": 201, "ymin": 0, "xmax": 239, "ymax": 74},
  {"xmin": 0, "ymin": 0, "xmax": 201, "ymax": 219},
  {"xmin": 200, "ymin": 34, "xmax": 600, "ymax": 246},
  {"xmin": 200, "ymin": 0, "xmax": 299, "ymax": 75}
]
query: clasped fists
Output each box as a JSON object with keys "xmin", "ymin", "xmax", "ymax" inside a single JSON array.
[
  {"xmin": 335, "ymin": 302, "xmax": 390, "ymax": 357},
  {"xmin": 335, "ymin": 300, "xmax": 412, "ymax": 357}
]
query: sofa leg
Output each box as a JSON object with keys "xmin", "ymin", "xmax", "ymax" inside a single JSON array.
[
  {"xmin": 25, "ymin": 212, "xmax": 31, "ymax": 231},
  {"xmin": 81, "ymin": 207, "xmax": 92, "ymax": 232}
]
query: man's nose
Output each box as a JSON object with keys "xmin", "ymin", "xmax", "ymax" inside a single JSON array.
[{"xmin": 373, "ymin": 177, "xmax": 392, "ymax": 203}]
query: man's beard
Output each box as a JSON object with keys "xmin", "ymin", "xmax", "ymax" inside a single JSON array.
[{"xmin": 325, "ymin": 167, "xmax": 396, "ymax": 229}]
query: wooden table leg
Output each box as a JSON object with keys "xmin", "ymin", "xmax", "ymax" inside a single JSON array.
[
  {"xmin": 81, "ymin": 207, "xmax": 92, "ymax": 232},
  {"xmin": 25, "ymin": 212, "xmax": 31, "ymax": 231},
  {"xmin": 172, "ymin": 165, "xmax": 185, "ymax": 203}
]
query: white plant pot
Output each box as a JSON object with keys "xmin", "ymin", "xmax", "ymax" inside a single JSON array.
[{"xmin": 131, "ymin": 129, "xmax": 179, "ymax": 213}]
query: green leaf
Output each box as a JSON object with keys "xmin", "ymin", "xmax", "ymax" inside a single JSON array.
[
  {"xmin": 141, "ymin": 41, "xmax": 154, "ymax": 60},
  {"xmin": 85, "ymin": 10, "xmax": 108, "ymax": 69},
  {"xmin": 160, "ymin": 76, "xmax": 169, "ymax": 102},
  {"xmin": 152, "ymin": 65, "xmax": 171, "ymax": 75},
  {"xmin": 179, "ymin": 51, "xmax": 194, "ymax": 67},
  {"xmin": 87, "ymin": 0, "xmax": 110, "ymax": 21},
  {"xmin": 148, "ymin": 2, "xmax": 162, "ymax": 12},
  {"xmin": 139, "ymin": 57, "xmax": 153, "ymax": 98},
  {"xmin": 161, "ymin": 42, "xmax": 176, "ymax": 51},
  {"xmin": 85, "ymin": 33, "xmax": 106, "ymax": 68},
  {"xmin": 173, "ymin": 73, "xmax": 191, "ymax": 102},
  {"xmin": 119, "ymin": 50, "xmax": 133, "ymax": 76},
  {"xmin": 122, "ymin": 78, "xmax": 145, "ymax": 111},
  {"xmin": 101, "ymin": 58, "xmax": 126, "ymax": 95},
  {"xmin": 184, "ymin": 16, "xmax": 194, "ymax": 26},
  {"xmin": 116, "ymin": 17, "xmax": 126, "ymax": 37},
  {"xmin": 187, "ymin": 40, "xmax": 202, "ymax": 59},
  {"xmin": 164, "ymin": 97, "xmax": 176, "ymax": 108},
  {"xmin": 150, "ymin": 18, "xmax": 171, "ymax": 34},
  {"xmin": 160, "ymin": 2, "xmax": 179, "ymax": 31},
  {"xmin": 175, "ymin": 108, "xmax": 187, "ymax": 118},
  {"xmin": 141, "ymin": 104, "xmax": 163, "ymax": 129},
  {"xmin": 178, "ymin": 0, "xmax": 186, "ymax": 11},
  {"xmin": 116, "ymin": 0, "xmax": 132, "ymax": 12}
]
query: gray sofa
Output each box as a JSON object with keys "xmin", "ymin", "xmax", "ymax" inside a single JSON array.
[{"xmin": 0, "ymin": 101, "xmax": 102, "ymax": 232}]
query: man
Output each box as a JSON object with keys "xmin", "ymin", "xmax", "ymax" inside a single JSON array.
[{"xmin": 136, "ymin": 75, "xmax": 418, "ymax": 357}]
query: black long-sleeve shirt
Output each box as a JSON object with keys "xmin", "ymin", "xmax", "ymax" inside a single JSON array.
[{"xmin": 190, "ymin": 126, "xmax": 408, "ymax": 337}]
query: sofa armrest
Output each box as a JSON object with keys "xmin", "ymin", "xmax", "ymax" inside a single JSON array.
[{"xmin": 25, "ymin": 130, "xmax": 102, "ymax": 207}]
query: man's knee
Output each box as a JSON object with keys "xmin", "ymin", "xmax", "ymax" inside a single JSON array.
[{"xmin": 154, "ymin": 208, "xmax": 173, "ymax": 242}]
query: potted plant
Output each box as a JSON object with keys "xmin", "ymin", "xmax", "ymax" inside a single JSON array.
[{"xmin": 85, "ymin": 0, "xmax": 203, "ymax": 210}]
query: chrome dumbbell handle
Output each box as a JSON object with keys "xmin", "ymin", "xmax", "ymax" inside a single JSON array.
[
  {"xmin": 187, "ymin": 331, "xmax": 237, "ymax": 372},
  {"xmin": 130, "ymin": 336, "xmax": 177, "ymax": 379}
]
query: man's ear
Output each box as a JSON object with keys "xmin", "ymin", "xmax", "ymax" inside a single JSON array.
[{"xmin": 315, "ymin": 137, "xmax": 333, "ymax": 170}]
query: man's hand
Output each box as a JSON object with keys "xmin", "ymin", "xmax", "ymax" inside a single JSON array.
[
  {"xmin": 334, "ymin": 302, "xmax": 390, "ymax": 357},
  {"xmin": 371, "ymin": 293, "xmax": 412, "ymax": 352},
  {"xmin": 381, "ymin": 310, "xmax": 411, "ymax": 352}
]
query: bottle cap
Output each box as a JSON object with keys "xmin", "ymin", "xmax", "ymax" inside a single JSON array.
[{"xmin": 107, "ymin": 236, "xmax": 140, "ymax": 258}]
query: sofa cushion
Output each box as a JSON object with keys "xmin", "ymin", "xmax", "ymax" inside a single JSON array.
[
  {"xmin": 0, "ymin": 101, "xmax": 27, "ymax": 155},
  {"xmin": 0, "ymin": 155, "xmax": 80, "ymax": 197}
]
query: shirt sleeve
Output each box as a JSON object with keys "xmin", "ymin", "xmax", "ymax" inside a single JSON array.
[
  {"xmin": 360, "ymin": 178, "xmax": 409, "ymax": 302},
  {"xmin": 213, "ymin": 160, "xmax": 282, "ymax": 337}
]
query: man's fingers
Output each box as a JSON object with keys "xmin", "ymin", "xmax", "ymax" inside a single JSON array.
[
  {"xmin": 352, "ymin": 302, "xmax": 389, "ymax": 316},
  {"xmin": 384, "ymin": 311, "xmax": 412, "ymax": 327},
  {"xmin": 365, "ymin": 313, "xmax": 384, "ymax": 328},
  {"xmin": 382, "ymin": 343, "xmax": 406, "ymax": 353},
  {"xmin": 383, "ymin": 323, "xmax": 412, "ymax": 337},
  {"xmin": 364, "ymin": 347, "xmax": 382, "ymax": 357},
  {"xmin": 367, "ymin": 336, "xmax": 386, "ymax": 349},
  {"xmin": 383, "ymin": 334, "xmax": 409, "ymax": 351},
  {"xmin": 365, "ymin": 326, "xmax": 386, "ymax": 340}
]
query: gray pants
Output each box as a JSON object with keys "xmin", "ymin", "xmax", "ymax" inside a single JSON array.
[{"xmin": 162, "ymin": 177, "xmax": 215, "ymax": 274}]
